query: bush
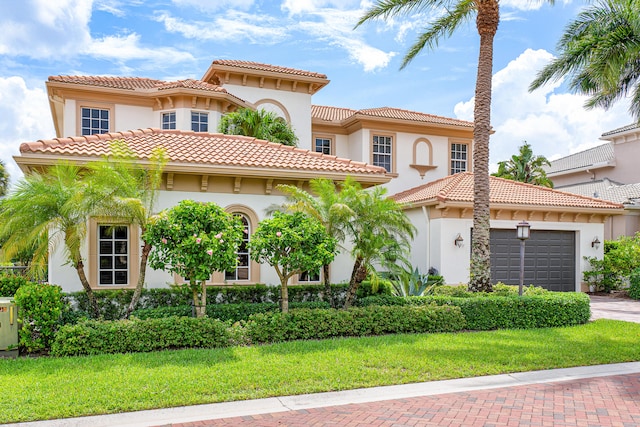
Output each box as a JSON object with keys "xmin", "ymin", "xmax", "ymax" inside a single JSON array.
[
  {"xmin": 131, "ymin": 301, "xmax": 331, "ymax": 321},
  {"xmin": 357, "ymin": 292, "xmax": 590, "ymax": 330},
  {"xmin": 0, "ymin": 274, "xmax": 31, "ymax": 297},
  {"xmin": 51, "ymin": 316, "xmax": 233, "ymax": 356},
  {"xmin": 243, "ymin": 304, "xmax": 466, "ymax": 344},
  {"xmin": 629, "ymin": 267, "xmax": 640, "ymax": 300},
  {"xmin": 14, "ymin": 283, "xmax": 66, "ymax": 354}
]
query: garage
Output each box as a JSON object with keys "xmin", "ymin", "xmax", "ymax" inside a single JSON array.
[{"xmin": 490, "ymin": 229, "xmax": 576, "ymax": 292}]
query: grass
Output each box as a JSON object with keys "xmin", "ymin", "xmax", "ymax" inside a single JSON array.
[{"xmin": 2, "ymin": 319, "xmax": 640, "ymax": 423}]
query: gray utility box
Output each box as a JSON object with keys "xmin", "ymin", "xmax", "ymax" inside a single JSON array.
[{"xmin": 0, "ymin": 298, "xmax": 18, "ymax": 358}]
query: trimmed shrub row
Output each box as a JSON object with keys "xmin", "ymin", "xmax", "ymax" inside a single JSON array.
[
  {"xmin": 51, "ymin": 316, "xmax": 232, "ymax": 356},
  {"xmin": 0, "ymin": 274, "xmax": 31, "ymax": 297},
  {"xmin": 357, "ymin": 292, "xmax": 591, "ymax": 330},
  {"xmin": 131, "ymin": 301, "xmax": 331, "ymax": 322},
  {"xmin": 71, "ymin": 282, "xmax": 389, "ymax": 320},
  {"xmin": 243, "ymin": 304, "xmax": 466, "ymax": 344},
  {"xmin": 51, "ymin": 304, "xmax": 465, "ymax": 356}
]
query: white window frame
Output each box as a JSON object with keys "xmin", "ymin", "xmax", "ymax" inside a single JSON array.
[
  {"xmin": 314, "ymin": 137, "xmax": 332, "ymax": 155},
  {"xmin": 372, "ymin": 134, "xmax": 393, "ymax": 172},
  {"xmin": 98, "ymin": 225, "xmax": 129, "ymax": 286},
  {"xmin": 450, "ymin": 143, "xmax": 468, "ymax": 174},
  {"xmin": 191, "ymin": 111, "xmax": 209, "ymax": 132},
  {"xmin": 81, "ymin": 107, "xmax": 110, "ymax": 136},
  {"xmin": 162, "ymin": 111, "xmax": 176, "ymax": 130},
  {"xmin": 225, "ymin": 214, "xmax": 250, "ymax": 281}
]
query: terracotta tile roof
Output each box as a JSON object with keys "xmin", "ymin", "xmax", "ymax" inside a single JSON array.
[
  {"xmin": 312, "ymin": 105, "xmax": 473, "ymax": 128},
  {"xmin": 18, "ymin": 129, "xmax": 387, "ymax": 177},
  {"xmin": 48, "ymin": 75, "xmax": 229, "ymax": 94},
  {"xmin": 210, "ymin": 60, "xmax": 327, "ymax": 79},
  {"xmin": 392, "ymin": 172, "xmax": 623, "ymax": 210},
  {"xmin": 601, "ymin": 123, "xmax": 640, "ymax": 137},
  {"xmin": 557, "ymin": 179, "xmax": 640, "ymax": 206},
  {"xmin": 48, "ymin": 75, "xmax": 167, "ymax": 90},
  {"xmin": 545, "ymin": 143, "xmax": 615, "ymax": 175},
  {"xmin": 156, "ymin": 79, "xmax": 227, "ymax": 93},
  {"xmin": 311, "ymin": 105, "xmax": 357, "ymax": 122}
]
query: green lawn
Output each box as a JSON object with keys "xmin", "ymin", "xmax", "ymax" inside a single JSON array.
[{"xmin": 2, "ymin": 319, "xmax": 640, "ymax": 423}]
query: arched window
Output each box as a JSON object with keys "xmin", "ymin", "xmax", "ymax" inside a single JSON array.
[{"xmin": 225, "ymin": 214, "xmax": 250, "ymax": 281}]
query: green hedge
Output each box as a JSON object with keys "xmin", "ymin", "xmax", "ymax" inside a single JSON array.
[
  {"xmin": 132, "ymin": 301, "xmax": 331, "ymax": 322},
  {"xmin": 357, "ymin": 292, "xmax": 590, "ymax": 330},
  {"xmin": 14, "ymin": 283, "xmax": 66, "ymax": 353},
  {"xmin": 0, "ymin": 274, "xmax": 31, "ymax": 297},
  {"xmin": 70, "ymin": 283, "xmax": 387, "ymax": 320},
  {"xmin": 629, "ymin": 267, "xmax": 640, "ymax": 300},
  {"xmin": 51, "ymin": 316, "xmax": 233, "ymax": 356},
  {"xmin": 243, "ymin": 304, "xmax": 466, "ymax": 344}
]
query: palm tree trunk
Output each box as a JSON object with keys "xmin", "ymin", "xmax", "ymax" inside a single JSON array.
[
  {"xmin": 74, "ymin": 258, "xmax": 99, "ymax": 318},
  {"xmin": 322, "ymin": 263, "xmax": 334, "ymax": 308},
  {"xmin": 469, "ymin": 6, "xmax": 499, "ymax": 292},
  {"xmin": 344, "ymin": 256, "xmax": 367, "ymax": 309},
  {"xmin": 125, "ymin": 242, "xmax": 152, "ymax": 318}
]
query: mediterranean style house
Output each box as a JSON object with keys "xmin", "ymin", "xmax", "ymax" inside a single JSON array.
[
  {"xmin": 546, "ymin": 124, "xmax": 640, "ymax": 240},
  {"xmin": 13, "ymin": 59, "xmax": 623, "ymax": 293}
]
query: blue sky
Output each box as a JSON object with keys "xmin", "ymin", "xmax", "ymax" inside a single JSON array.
[{"xmin": 0, "ymin": 0, "xmax": 634, "ymax": 185}]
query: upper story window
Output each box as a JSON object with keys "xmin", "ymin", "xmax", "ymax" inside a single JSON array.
[
  {"xmin": 98, "ymin": 225, "xmax": 129, "ymax": 286},
  {"xmin": 81, "ymin": 107, "xmax": 109, "ymax": 136},
  {"xmin": 450, "ymin": 143, "xmax": 468, "ymax": 174},
  {"xmin": 314, "ymin": 137, "xmax": 332, "ymax": 155},
  {"xmin": 372, "ymin": 135, "xmax": 393, "ymax": 172},
  {"xmin": 191, "ymin": 111, "xmax": 208, "ymax": 132},
  {"xmin": 225, "ymin": 215, "xmax": 250, "ymax": 281},
  {"xmin": 162, "ymin": 112, "xmax": 176, "ymax": 130}
]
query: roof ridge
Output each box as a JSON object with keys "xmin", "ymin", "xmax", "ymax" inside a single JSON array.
[{"xmin": 437, "ymin": 172, "xmax": 471, "ymax": 201}]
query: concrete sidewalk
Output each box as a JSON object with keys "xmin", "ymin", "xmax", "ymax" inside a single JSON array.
[{"xmin": 11, "ymin": 362, "xmax": 640, "ymax": 427}]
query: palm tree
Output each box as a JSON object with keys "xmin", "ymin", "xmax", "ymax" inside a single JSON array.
[
  {"xmin": 277, "ymin": 177, "xmax": 357, "ymax": 307},
  {"xmin": 343, "ymin": 185, "xmax": 415, "ymax": 308},
  {"xmin": 493, "ymin": 142, "xmax": 553, "ymax": 187},
  {"xmin": 0, "ymin": 159, "xmax": 9, "ymax": 197},
  {"xmin": 219, "ymin": 107, "xmax": 298, "ymax": 146},
  {"xmin": 530, "ymin": 0, "xmax": 640, "ymax": 121},
  {"xmin": 85, "ymin": 141, "xmax": 166, "ymax": 317},
  {"xmin": 0, "ymin": 163, "xmax": 100, "ymax": 317},
  {"xmin": 357, "ymin": 0, "xmax": 554, "ymax": 292}
]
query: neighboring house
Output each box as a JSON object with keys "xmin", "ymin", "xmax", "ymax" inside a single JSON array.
[
  {"xmin": 12, "ymin": 59, "xmax": 624, "ymax": 292},
  {"xmin": 547, "ymin": 124, "xmax": 640, "ymax": 239}
]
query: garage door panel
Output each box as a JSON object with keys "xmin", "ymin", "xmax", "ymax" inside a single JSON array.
[{"xmin": 490, "ymin": 229, "xmax": 575, "ymax": 292}]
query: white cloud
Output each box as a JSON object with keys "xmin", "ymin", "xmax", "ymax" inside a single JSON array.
[
  {"xmin": 0, "ymin": 0, "xmax": 93, "ymax": 59},
  {"xmin": 454, "ymin": 48, "xmax": 633, "ymax": 171},
  {"xmin": 86, "ymin": 33, "xmax": 195, "ymax": 67},
  {"xmin": 0, "ymin": 77, "xmax": 54, "ymax": 187},
  {"xmin": 155, "ymin": 11, "xmax": 288, "ymax": 44},
  {"xmin": 171, "ymin": 0, "xmax": 255, "ymax": 13}
]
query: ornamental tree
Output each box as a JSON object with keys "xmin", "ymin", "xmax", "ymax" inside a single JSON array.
[
  {"xmin": 144, "ymin": 200, "xmax": 243, "ymax": 317},
  {"xmin": 249, "ymin": 211, "xmax": 337, "ymax": 313}
]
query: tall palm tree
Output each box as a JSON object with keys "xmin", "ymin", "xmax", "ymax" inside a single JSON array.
[
  {"xmin": 530, "ymin": 0, "xmax": 640, "ymax": 121},
  {"xmin": 85, "ymin": 141, "xmax": 166, "ymax": 317},
  {"xmin": 493, "ymin": 142, "xmax": 553, "ymax": 187},
  {"xmin": 277, "ymin": 177, "xmax": 357, "ymax": 307},
  {"xmin": 343, "ymin": 185, "xmax": 415, "ymax": 308},
  {"xmin": 0, "ymin": 159, "xmax": 8, "ymax": 198},
  {"xmin": 0, "ymin": 163, "xmax": 100, "ymax": 317},
  {"xmin": 219, "ymin": 107, "xmax": 298, "ymax": 146},
  {"xmin": 357, "ymin": 0, "xmax": 554, "ymax": 292}
]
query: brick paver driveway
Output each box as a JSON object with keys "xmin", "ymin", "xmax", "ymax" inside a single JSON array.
[{"xmin": 167, "ymin": 373, "xmax": 640, "ymax": 427}]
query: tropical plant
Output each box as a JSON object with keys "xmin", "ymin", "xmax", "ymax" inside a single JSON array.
[
  {"xmin": 144, "ymin": 200, "xmax": 244, "ymax": 317},
  {"xmin": 583, "ymin": 233, "xmax": 640, "ymax": 292},
  {"xmin": 249, "ymin": 211, "xmax": 337, "ymax": 313},
  {"xmin": 343, "ymin": 186, "xmax": 416, "ymax": 308},
  {"xmin": 276, "ymin": 177, "xmax": 357, "ymax": 307},
  {"xmin": 0, "ymin": 163, "xmax": 100, "ymax": 317},
  {"xmin": 84, "ymin": 141, "xmax": 167, "ymax": 317},
  {"xmin": 388, "ymin": 266, "xmax": 445, "ymax": 297},
  {"xmin": 0, "ymin": 159, "xmax": 8, "ymax": 197},
  {"xmin": 530, "ymin": 0, "xmax": 640, "ymax": 121},
  {"xmin": 492, "ymin": 142, "xmax": 553, "ymax": 187},
  {"xmin": 218, "ymin": 107, "xmax": 298, "ymax": 146},
  {"xmin": 357, "ymin": 0, "xmax": 554, "ymax": 292}
]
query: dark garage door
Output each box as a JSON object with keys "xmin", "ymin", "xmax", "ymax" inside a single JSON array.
[{"xmin": 490, "ymin": 229, "xmax": 575, "ymax": 292}]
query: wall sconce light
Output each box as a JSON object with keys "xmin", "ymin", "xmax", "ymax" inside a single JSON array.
[
  {"xmin": 454, "ymin": 233, "xmax": 464, "ymax": 248},
  {"xmin": 592, "ymin": 237, "xmax": 601, "ymax": 250}
]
